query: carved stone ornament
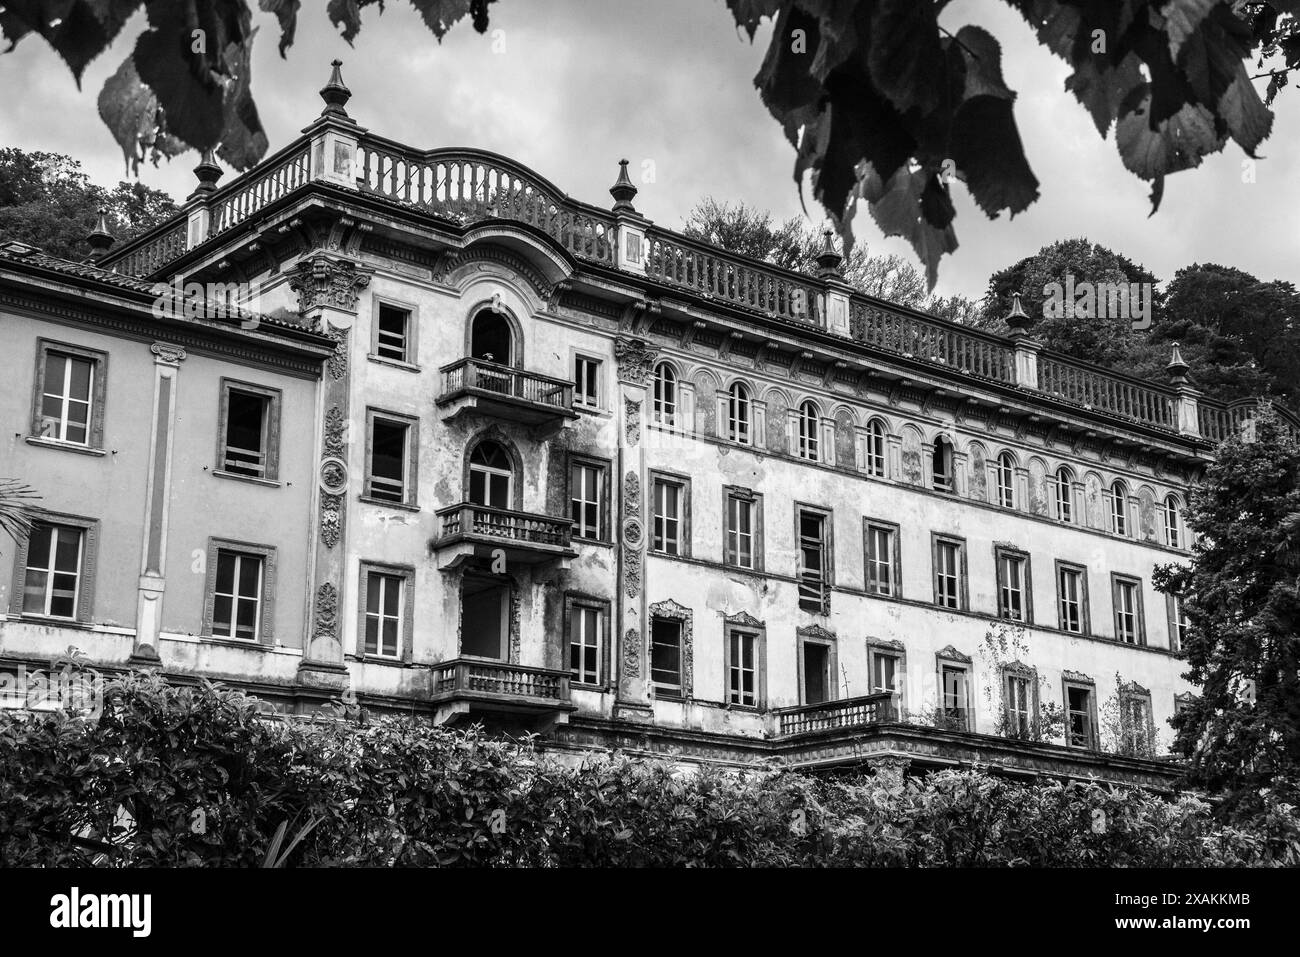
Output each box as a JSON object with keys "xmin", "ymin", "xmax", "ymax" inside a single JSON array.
[
  {"xmin": 327, "ymin": 329, "xmax": 349, "ymax": 380},
  {"xmin": 866, "ymin": 637, "xmax": 905, "ymax": 652},
  {"xmin": 150, "ymin": 341, "xmax": 188, "ymax": 363},
  {"xmin": 936, "ymin": 644, "xmax": 972, "ymax": 663},
  {"xmin": 623, "ymin": 627, "xmax": 641, "ymax": 678},
  {"xmin": 320, "ymin": 493, "xmax": 343, "ymax": 548},
  {"xmin": 323, "ymin": 406, "xmax": 347, "ymax": 457},
  {"xmin": 1062, "ymin": 669, "xmax": 1093, "ymax": 684},
  {"xmin": 797, "ymin": 623, "xmax": 836, "ymax": 643},
  {"xmin": 314, "ymin": 582, "xmax": 339, "ymax": 637},
  {"xmin": 614, "ymin": 336, "xmax": 656, "ymax": 384},
  {"xmin": 624, "ymin": 548, "xmax": 642, "ymax": 597},
  {"xmin": 625, "ymin": 399, "xmax": 641, "ymax": 446},
  {"xmin": 623, "ymin": 519, "xmax": 643, "ymax": 548},
  {"xmin": 624, "ymin": 471, "xmax": 640, "ymax": 510},
  {"xmin": 724, "ymin": 610, "xmax": 764, "ymax": 629},
  {"xmin": 288, "ymin": 254, "xmax": 372, "ymax": 314}
]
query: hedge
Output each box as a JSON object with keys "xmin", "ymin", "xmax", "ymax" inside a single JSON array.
[{"xmin": 1, "ymin": 671, "xmax": 1297, "ymax": 867}]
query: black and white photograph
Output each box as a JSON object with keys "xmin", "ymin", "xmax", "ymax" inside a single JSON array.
[{"xmin": 0, "ymin": 0, "xmax": 1297, "ymax": 934}]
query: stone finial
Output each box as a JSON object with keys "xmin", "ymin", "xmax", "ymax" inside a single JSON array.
[
  {"xmin": 609, "ymin": 159, "xmax": 638, "ymax": 213},
  {"xmin": 320, "ymin": 59, "xmax": 352, "ymax": 117},
  {"xmin": 1005, "ymin": 290, "xmax": 1031, "ymax": 332},
  {"xmin": 1167, "ymin": 341, "xmax": 1190, "ymax": 384},
  {"xmin": 86, "ymin": 208, "xmax": 115, "ymax": 261},
  {"xmin": 815, "ymin": 228, "xmax": 843, "ymax": 279},
  {"xmin": 191, "ymin": 149, "xmax": 223, "ymax": 197}
]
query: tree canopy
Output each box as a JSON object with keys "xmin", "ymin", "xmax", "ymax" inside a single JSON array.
[
  {"xmin": 0, "ymin": 148, "xmax": 178, "ymax": 260},
  {"xmin": 1, "ymin": 0, "xmax": 1296, "ymax": 285},
  {"xmin": 1154, "ymin": 406, "xmax": 1300, "ymax": 814}
]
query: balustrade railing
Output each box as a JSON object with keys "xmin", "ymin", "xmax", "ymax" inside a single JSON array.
[
  {"xmin": 430, "ymin": 659, "xmax": 570, "ymax": 702},
  {"xmin": 439, "ymin": 357, "xmax": 574, "ymax": 409},
  {"xmin": 773, "ymin": 693, "xmax": 894, "ymax": 736},
  {"xmin": 1038, "ymin": 355, "xmax": 1176, "ymax": 429},
  {"xmin": 436, "ymin": 504, "xmax": 573, "ymax": 549},
  {"xmin": 849, "ymin": 301, "xmax": 1015, "ymax": 381},
  {"xmin": 644, "ymin": 232, "xmax": 822, "ymax": 324},
  {"xmin": 355, "ymin": 140, "xmax": 616, "ymax": 265},
  {"xmin": 209, "ymin": 145, "xmax": 311, "ymax": 237},
  {"xmin": 110, "ymin": 220, "xmax": 187, "ymax": 278}
]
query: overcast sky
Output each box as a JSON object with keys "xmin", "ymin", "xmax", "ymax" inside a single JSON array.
[{"xmin": 1, "ymin": 0, "xmax": 1296, "ymax": 300}]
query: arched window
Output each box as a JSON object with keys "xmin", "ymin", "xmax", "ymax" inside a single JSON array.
[
  {"xmin": 996, "ymin": 452, "xmax": 1016, "ymax": 509},
  {"xmin": 1109, "ymin": 480, "xmax": 1129, "ymax": 536},
  {"xmin": 728, "ymin": 382, "xmax": 751, "ymax": 444},
  {"xmin": 469, "ymin": 441, "xmax": 513, "ymax": 509},
  {"xmin": 1164, "ymin": 495, "xmax": 1182, "ymax": 548},
  {"xmin": 932, "ymin": 436, "xmax": 954, "ymax": 493},
  {"xmin": 866, "ymin": 419, "xmax": 887, "ymax": 477},
  {"xmin": 1055, "ymin": 466, "xmax": 1074, "ymax": 523},
  {"xmin": 470, "ymin": 308, "xmax": 513, "ymax": 366},
  {"xmin": 797, "ymin": 401, "xmax": 819, "ymax": 460},
  {"xmin": 652, "ymin": 363, "xmax": 677, "ymax": 427}
]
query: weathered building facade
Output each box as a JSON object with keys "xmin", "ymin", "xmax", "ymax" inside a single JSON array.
[{"xmin": 3, "ymin": 65, "xmax": 1290, "ymax": 787}]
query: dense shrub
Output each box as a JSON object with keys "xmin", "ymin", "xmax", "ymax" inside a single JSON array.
[{"xmin": 1, "ymin": 672, "xmax": 1296, "ymax": 867}]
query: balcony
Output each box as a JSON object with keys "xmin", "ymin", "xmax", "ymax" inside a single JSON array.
[
  {"xmin": 429, "ymin": 658, "xmax": 575, "ymax": 730},
  {"xmin": 432, "ymin": 503, "xmax": 576, "ymax": 570},
  {"xmin": 771, "ymin": 693, "xmax": 896, "ymax": 738},
  {"xmin": 436, "ymin": 358, "xmax": 577, "ymax": 430}
]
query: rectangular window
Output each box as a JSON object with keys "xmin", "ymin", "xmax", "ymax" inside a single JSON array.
[
  {"xmin": 728, "ymin": 630, "xmax": 758, "ymax": 707},
  {"xmin": 569, "ymin": 459, "xmax": 607, "ymax": 540},
  {"xmin": 1065, "ymin": 683, "xmax": 1096, "ymax": 749},
  {"xmin": 724, "ymin": 489, "xmax": 761, "ymax": 571},
  {"xmin": 567, "ymin": 599, "xmax": 605, "ymax": 686},
  {"xmin": 375, "ymin": 303, "xmax": 412, "ymax": 363},
  {"xmin": 941, "ymin": 664, "xmax": 969, "ymax": 731},
  {"xmin": 995, "ymin": 548, "xmax": 1030, "ymax": 622},
  {"xmin": 38, "ymin": 350, "xmax": 96, "ymax": 445},
  {"xmin": 1112, "ymin": 575, "xmax": 1144, "ymax": 645},
  {"xmin": 1121, "ymin": 692, "xmax": 1153, "ymax": 756},
  {"xmin": 219, "ymin": 381, "xmax": 280, "ymax": 480},
  {"xmin": 651, "ymin": 474, "xmax": 687, "ymax": 556},
  {"xmin": 864, "ymin": 521, "xmax": 899, "ymax": 597},
  {"xmin": 364, "ymin": 571, "xmax": 404, "ymax": 658},
  {"xmin": 797, "ymin": 507, "xmax": 830, "ymax": 612},
  {"xmin": 211, "ymin": 549, "xmax": 264, "ymax": 641},
  {"xmin": 1057, "ymin": 562, "xmax": 1088, "ymax": 634},
  {"xmin": 21, "ymin": 522, "xmax": 84, "ymax": 619},
  {"xmin": 1168, "ymin": 593, "xmax": 1189, "ymax": 652},
  {"xmin": 573, "ymin": 355, "xmax": 601, "ymax": 408},
  {"xmin": 650, "ymin": 617, "xmax": 682, "ymax": 695},
  {"xmin": 870, "ymin": 649, "xmax": 902, "ymax": 704},
  {"xmin": 1005, "ymin": 672, "xmax": 1032, "ymax": 737},
  {"xmin": 366, "ymin": 411, "xmax": 417, "ymax": 505},
  {"xmin": 933, "ymin": 536, "xmax": 965, "ymax": 610}
]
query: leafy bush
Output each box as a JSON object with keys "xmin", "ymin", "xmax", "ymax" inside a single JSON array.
[{"xmin": 1, "ymin": 672, "xmax": 1296, "ymax": 867}]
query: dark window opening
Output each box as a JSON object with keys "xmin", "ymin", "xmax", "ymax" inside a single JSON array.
[
  {"xmin": 376, "ymin": 304, "xmax": 411, "ymax": 362},
  {"xmin": 1067, "ymin": 686, "xmax": 1094, "ymax": 748},
  {"xmin": 224, "ymin": 390, "xmax": 268, "ymax": 477},
  {"xmin": 932, "ymin": 438, "xmax": 954, "ymax": 492},
  {"xmin": 802, "ymin": 642, "xmax": 830, "ymax": 705},
  {"xmin": 651, "ymin": 618, "xmax": 682, "ymax": 694},
  {"xmin": 369, "ymin": 419, "xmax": 407, "ymax": 502},
  {"xmin": 798, "ymin": 510, "xmax": 827, "ymax": 612},
  {"xmin": 471, "ymin": 310, "xmax": 513, "ymax": 365},
  {"xmin": 461, "ymin": 575, "xmax": 509, "ymax": 659}
]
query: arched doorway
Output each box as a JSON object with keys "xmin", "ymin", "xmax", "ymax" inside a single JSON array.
[
  {"xmin": 468, "ymin": 440, "xmax": 513, "ymax": 509},
  {"xmin": 470, "ymin": 309, "xmax": 513, "ymax": 366}
]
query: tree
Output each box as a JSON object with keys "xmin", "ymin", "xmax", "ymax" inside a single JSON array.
[
  {"xmin": 0, "ymin": 149, "xmax": 178, "ymax": 261},
  {"xmin": 2, "ymin": 1, "xmax": 1296, "ymax": 285},
  {"xmin": 1153, "ymin": 405, "xmax": 1300, "ymax": 813},
  {"xmin": 683, "ymin": 197, "xmax": 930, "ymax": 309},
  {"xmin": 976, "ymin": 238, "xmax": 1162, "ymax": 371}
]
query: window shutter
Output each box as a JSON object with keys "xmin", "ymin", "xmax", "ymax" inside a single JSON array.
[
  {"xmin": 752, "ymin": 400, "xmax": 766, "ymax": 449},
  {"xmin": 715, "ymin": 392, "xmax": 728, "ymax": 439},
  {"xmin": 820, "ymin": 418, "xmax": 835, "ymax": 466},
  {"xmin": 1164, "ymin": 592, "xmax": 1179, "ymax": 652},
  {"xmin": 679, "ymin": 383, "xmax": 695, "ymax": 434}
]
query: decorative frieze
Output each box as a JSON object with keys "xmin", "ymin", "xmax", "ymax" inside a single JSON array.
[
  {"xmin": 623, "ymin": 627, "xmax": 641, "ymax": 679},
  {"xmin": 614, "ymin": 336, "xmax": 656, "ymax": 384},
  {"xmin": 288, "ymin": 254, "xmax": 371, "ymax": 313}
]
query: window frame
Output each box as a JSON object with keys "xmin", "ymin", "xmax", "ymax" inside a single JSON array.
[
  {"xmin": 8, "ymin": 511, "xmax": 100, "ymax": 623},
  {"xmin": 650, "ymin": 616, "xmax": 685, "ymax": 697},
  {"xmin": 931, "ymin": 533, "xmax": 968, "ymax": 611},
  {"xmin": 727, "ymin": 381, "xmax": 752, "ymax": 445},
  {"xmin": 572, "ymin": 352, "xmax": 603, "ymax": 410},
  {"xmin": 1109, "ymin": 480, "xmax": 1129, "ymax": 536},
  {"xmin": 564, "ymin": 593, "xmax": 611, "ymax": 689},
  {"xmin": 201, "ymin": 537, "xmax": 276, "ymax": 645},
  {"xmin": 867, "ymin": 639, "xmax": 906, "ymax": 714},
  {"xmin": 796, "ymin": 400, "xmax": 820, "ymax": 461},
  {"xmin": 1054, "ymin": 466, "xmax": 1074, "ymax": 523},
  {"xmin": 1164, "ymin": 495, "xmax": 1182, "ymax": 548},
  {"xmin": 993, "ymin": 545, "xmax": 1033, "ymax": 624},
  {"xmin": 355, "ymin": 561, "xmax": 414, "ymax": 662},
  {"xmin": 568, "ymin": 454, "xmax": 611, "ymax": 542},
  {"xmin": 363, "ymin": 407, "xmax": 419, "ymax": 508},
  {"xmin": 1002, "ymin": 666, "xmax": 1037, "ymax": 739},
  {"xmin": 216, "ymin": 378, "xmax": 282, "ymax": 483},
  {"xmin": 31, "ymin": 340, "xmax": 108, "ymax": 450},
  {"xmin": 932, "ymin": 436, "xmax": 955, "ymax": 493},
  {"xmin": 1055, "ymin": 560, "xmax": 1091, "ymax": 635},
  {"xmin": 995, "ymin": 452, "xmax": 1017, "ymax": 509},
  {"xmin": 795, "ymin": 503, "xmax": 833, "ymax": 614},
  {"xmin": 1166, "ymin": 592, "xmax": 1189, "ymax": 653},
  {"xmin": 723, "ymin": 616, "xmax": 766, "ymax": 709},
  {"xmin": 937, "ymin": 654, "xmax": 972, "ymax": 731},
  {"xmin": 369, "ymin": 297, "xmax": 418, "ymax": 367},
  {"xmin": 796, "ymin": 626, "xmax": 838, "ymax": 706},
  {"xmin": 652, "ymin": 362, "xmax": 678, "ymax": 427},
  {"xmin": 1111, "ymin": 573, "xmax": 1146, "ymax": 646},
  {"xmin": 649, "ymin": 470, "xmax": 690, "ymax": 557},
  {"xmin": 723, "ymin": 486, "xmax": 764, "ymax": 572},
  {"xmin": 863, "ymin": 518, "xmax": 901, "ymax": 598},
  {"xmin": 865, "ymin": 418, "xmax": 888, "ymax": 478},
  {"xmin": 1063, "ymin": 677, "xmax": 1099, "ymax": 750}
]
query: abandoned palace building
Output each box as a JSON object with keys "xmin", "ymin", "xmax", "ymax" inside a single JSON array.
[{"xmin": 3, "ymin": 64, "xmax": 1290, "ymax": 788}]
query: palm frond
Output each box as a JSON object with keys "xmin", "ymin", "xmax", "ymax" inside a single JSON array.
[{"xmin": 0, "ymin": 479, "xmax": 42, "ymax": 548}]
